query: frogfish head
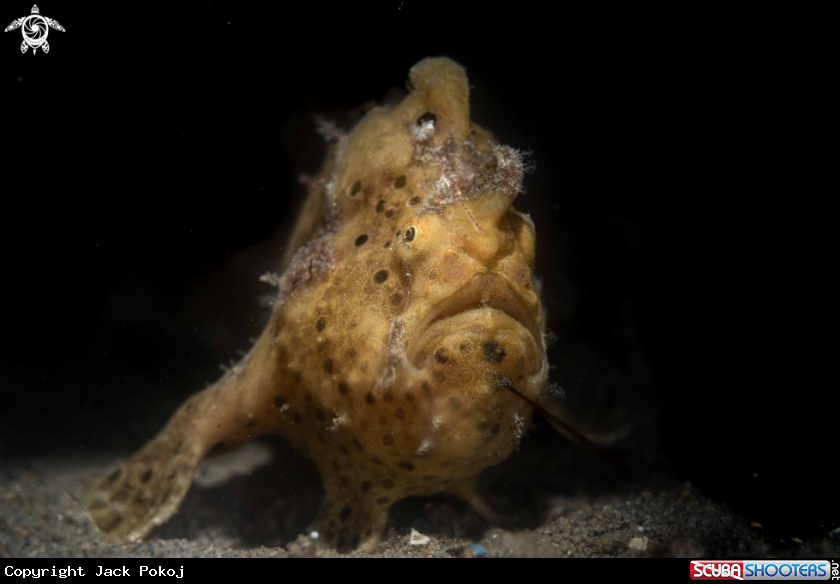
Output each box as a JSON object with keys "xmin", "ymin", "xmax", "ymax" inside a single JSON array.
[{"xmin": 387, "ymin": 59, "xmax": 547, "ymax": 466}]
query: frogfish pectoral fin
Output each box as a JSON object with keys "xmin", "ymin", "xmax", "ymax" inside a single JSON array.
[{"xmin": 83, "ymin": 364, "xmax": 273, "ymax": 543}]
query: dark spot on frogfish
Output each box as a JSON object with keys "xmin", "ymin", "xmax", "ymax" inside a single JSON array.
[
  {"xmin": 482, "ymin": 340, "xmax": 506, "ymax": 363},
  {"xmin": 417, "ymin": 112, "xmax": 437, "ymax": 126}
]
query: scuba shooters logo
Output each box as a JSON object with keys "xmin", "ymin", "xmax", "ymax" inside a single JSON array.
[
  {"xmin": 690, "ymin": 560, "xmax": 838, "ymax": 580},
  {"xmin": 4, "ymin": 5, "xmax": 65, "ymax": 54}
]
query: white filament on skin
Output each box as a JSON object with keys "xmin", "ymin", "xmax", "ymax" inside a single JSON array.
[{"xmin": 435, "ymin": 152, "xmax": 484, "ymax": 234}]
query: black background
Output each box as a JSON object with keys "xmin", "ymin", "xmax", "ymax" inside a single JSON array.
[{"xmin": 0, "ymin": 1, "xmax": 833, "ymax": 546}]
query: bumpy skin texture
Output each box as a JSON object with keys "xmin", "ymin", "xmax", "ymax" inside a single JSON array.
[{"xmin": 84, "ymin": 58, "xmax": 548, "ymax": 553}]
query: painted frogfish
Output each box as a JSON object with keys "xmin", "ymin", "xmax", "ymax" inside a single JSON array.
[{"xmin": 84, "ymin": 57, "xmax": 554, "ymax": 552}]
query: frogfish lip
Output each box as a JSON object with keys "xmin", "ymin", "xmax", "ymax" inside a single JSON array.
[{"xmin": 406, "ymin": 272, "xmax": 542, "ymax": 368}]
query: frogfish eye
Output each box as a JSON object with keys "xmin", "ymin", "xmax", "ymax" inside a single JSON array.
[{"xmin": 404, "ymin": 226, "xmax": 418, "ymax": 242}]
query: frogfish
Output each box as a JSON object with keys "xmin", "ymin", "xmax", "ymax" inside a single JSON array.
[{"xmin": 84, "ymin": 57, "xmax": 554, "ymax": 552}]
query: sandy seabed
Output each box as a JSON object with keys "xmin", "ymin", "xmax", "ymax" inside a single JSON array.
[{"xmin": 2, "ymin": 434, "xmax": 837, "ymax": 559}]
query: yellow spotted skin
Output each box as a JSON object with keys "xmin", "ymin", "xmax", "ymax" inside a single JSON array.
[{"xmin": 84, "ymin": 58, "xmax": 548, "ymax": 553}]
